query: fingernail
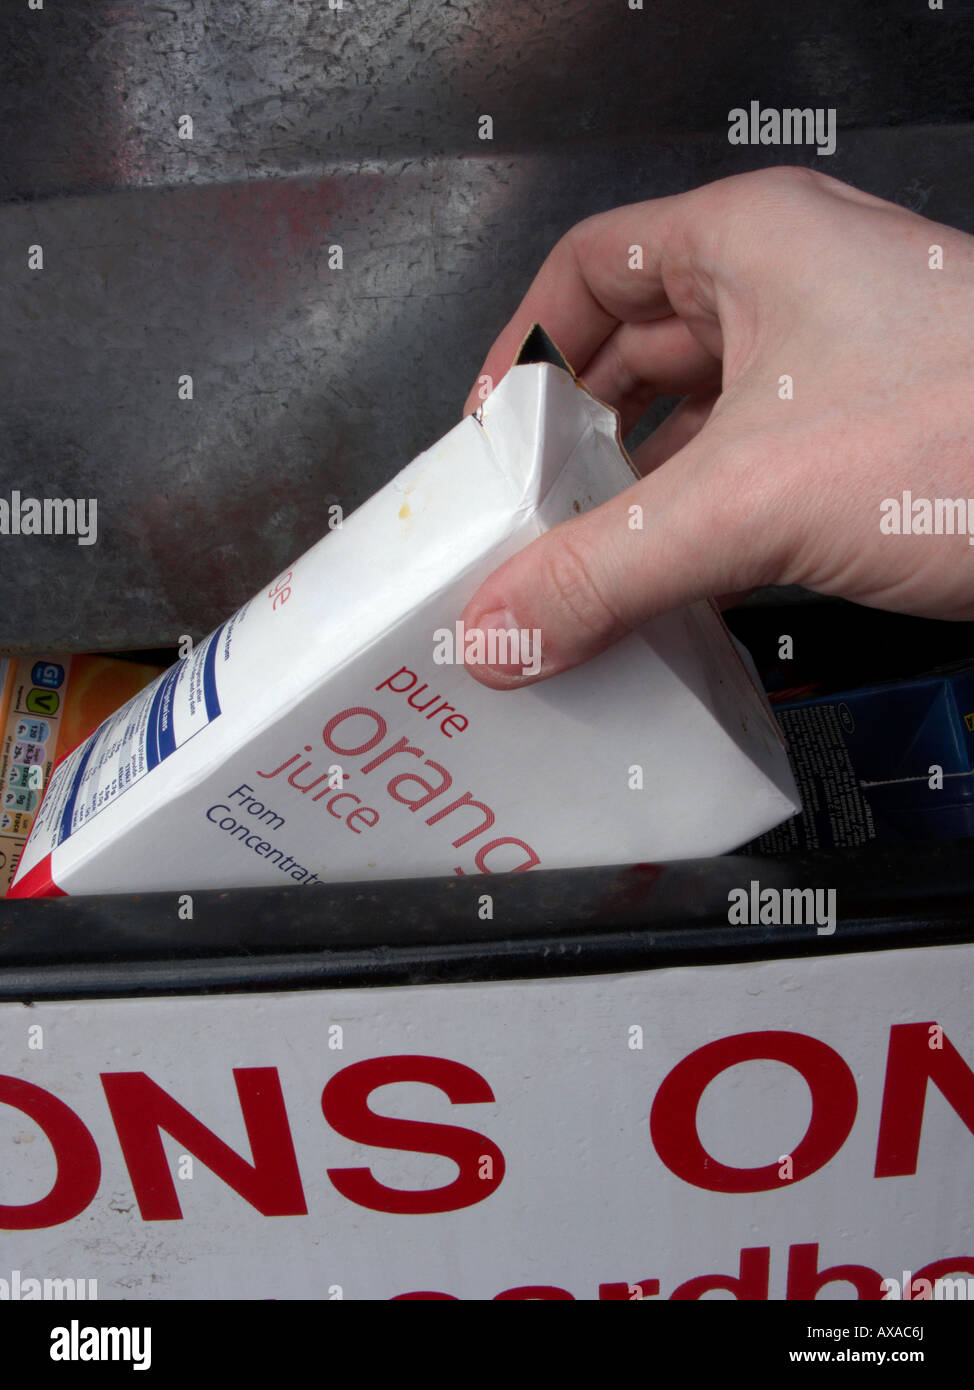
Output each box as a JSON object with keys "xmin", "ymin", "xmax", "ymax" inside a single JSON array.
[{"xmin": 463, "ymin": 608, "xmax": 543, "ymax": 681}]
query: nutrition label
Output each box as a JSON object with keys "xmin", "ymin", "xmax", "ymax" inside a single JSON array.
[
  {"xmin": 750, "ymin": 703, "xmax": 875, "ymax": 852},
  {"xmin": 35, "ymin": 624, "xmax": 228, "ymax": 850},
  {"xmin": 0, "ymin": 656, "xmax": 69, "ymax": 893}
]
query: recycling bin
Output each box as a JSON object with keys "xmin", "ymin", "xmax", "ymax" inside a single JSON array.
[{"xmin": 1, "ymin": 0, "xmax": 973, "ymax": 1319}]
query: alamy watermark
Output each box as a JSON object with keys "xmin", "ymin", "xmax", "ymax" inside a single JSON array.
[
  {"xmin": 880, "ymin": 491, "xmax": 974, "ymax": 544},
  {"xmin": 727, "ymin": 102, "xmax": 836, "ymax": 156},
  {"xmin": 0, "ymin": 1268, "xmax": 97, "ymax": 1299},
  {"xmin": 881, "ymin": 1270, "xmax": 974, "ymax": 1300},
  {"xmin": 433, "ymin": 621, "xmax": 542, "ymax": 677},
  {"xmin": 0, "ymin": 490, "xmax": 97, "ymax": 545},
  {"xmin": 50, "ymin": 1320, "xmax": 150, "ymax": 1372},
  {"xmin": 728, "ymin": 879, "xmax": 836, "ymax": 935}
]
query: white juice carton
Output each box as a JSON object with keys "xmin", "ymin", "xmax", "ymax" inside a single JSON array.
[{"xmin": 10, "ymin": 326, "xmax": 799, "ymax": 896}]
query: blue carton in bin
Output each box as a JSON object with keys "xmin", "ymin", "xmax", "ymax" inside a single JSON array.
[{"xmin": 747, "ymin": 663, "xmax": 974, "ymax": 852}]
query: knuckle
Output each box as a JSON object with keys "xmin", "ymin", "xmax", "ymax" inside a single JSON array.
[
  {"xmin": 536, "ymin": 528, "xmax": 626, "ymax": 637},
  {"xmin": 564, "ymin": 211, "xmax": 607, "ymax": 264},
  {"xmin": 744, "ymin": 164, "xmax": 830, "ymax": 196},
  {"xmin": 702, "ymin": 168, "xmax": 834, "ymax": 265},
  {"xmin": 715, "ymin": 166, "xmax": 833, "ymax": 231}
]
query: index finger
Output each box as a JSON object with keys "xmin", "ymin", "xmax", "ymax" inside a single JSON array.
[{"xmin": 461, "ymin": 187, "xmax": 711, "ymax": 417}]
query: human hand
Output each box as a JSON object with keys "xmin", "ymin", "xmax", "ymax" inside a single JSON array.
[{"xmin": 459, "ymin": 166, "xmax": 974, "ymax": 688}]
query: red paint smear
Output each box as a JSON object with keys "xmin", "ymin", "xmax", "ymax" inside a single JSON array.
[
  {"xmin": 204, "ymin": 177, "xmax": 345, "ymax": 286},
  {"xmin": 591, "ymin": 861, "xmax": 664, "ymax": 918}
]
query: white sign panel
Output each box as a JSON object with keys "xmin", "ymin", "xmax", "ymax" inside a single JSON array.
[{"xmin": 1, "ymin": 942, "xmax": 972, "ymax": 1301}]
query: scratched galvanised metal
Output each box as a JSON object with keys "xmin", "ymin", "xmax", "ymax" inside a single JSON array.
[{"xmin": 0, "ymin": 0, "xmax": 972, "ymax": 651}]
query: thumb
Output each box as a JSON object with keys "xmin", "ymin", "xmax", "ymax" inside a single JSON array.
[{"xmin": 459, "ymin": 427, "xmax": 778, "ymax": 688}]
